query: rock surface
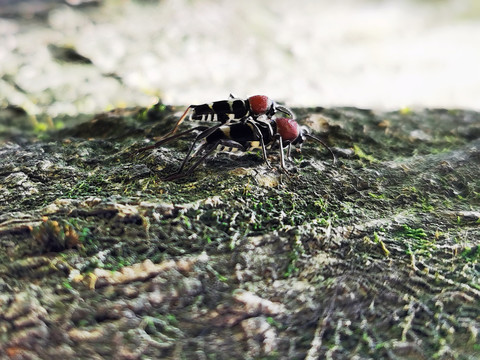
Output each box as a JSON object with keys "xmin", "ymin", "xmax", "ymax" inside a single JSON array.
[{"xmin": 1, "ymin": 104, "xmax": 479, "ymax": 359}]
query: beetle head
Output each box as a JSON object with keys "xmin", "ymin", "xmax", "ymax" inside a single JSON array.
[
  {"xmin": 275, "ymin": 117, "xmax": 300, "ymax": 143},
  {"xmin": 248, "ymin": 95, "xmax": 295, "ymax": 119},
  {"xmin": 248, "ymin": 95, "xmax": 274, "ymax": 116}
]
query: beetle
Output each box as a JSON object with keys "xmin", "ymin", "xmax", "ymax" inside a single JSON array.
[
  {"xmin": 164, "ymin": 94, "xmax": 295, "ymax": 138},
  {"xmin": 138, "ymin": 114, "xmax": 336, "ymax": 180}
]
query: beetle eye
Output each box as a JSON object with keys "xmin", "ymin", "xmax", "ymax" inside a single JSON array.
[{"xmin": 248, "ymin": 95, "xmax": 273, "ymax": 115}]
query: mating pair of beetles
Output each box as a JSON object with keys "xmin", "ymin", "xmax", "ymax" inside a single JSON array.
[{"xmin": 138, "ymin": 94, "xmax": 336, "ymax": 180}]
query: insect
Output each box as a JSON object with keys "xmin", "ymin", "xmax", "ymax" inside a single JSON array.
[
  {"xmin": 164, "ymin": 94, "xmax": 295, "ymax": 138},
  {"xmin": 138, "ymin": 113, "xmax": 336, "ymax": 180}
]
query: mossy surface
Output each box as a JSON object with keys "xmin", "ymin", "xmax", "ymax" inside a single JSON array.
[{"xmin": 1, "ymin": 105, "xmax": 479, "ymax": 359}]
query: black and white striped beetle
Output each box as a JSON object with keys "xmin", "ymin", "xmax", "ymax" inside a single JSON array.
[
  {"xmin": 138, "ymin": 100, "xmax": 336, "ymax": 180},
  {"xmin": 165, "ymin": 94, "xmax": 295, "ymax": 137}
]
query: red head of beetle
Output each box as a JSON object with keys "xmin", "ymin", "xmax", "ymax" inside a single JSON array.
[
  {"xmin": 248, "ymin": 95, "xmax": 274, "ymax": 115},
  {"xmin": 275, "ymin": 117, "xmax": 300, "ymax": 142}
]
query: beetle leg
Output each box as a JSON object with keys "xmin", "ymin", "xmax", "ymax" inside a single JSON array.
[
  {"xmin": 137, "ymin": 121, "xmax": 228, "ymax": 175},
  {"xmin": 136, "ymin": 125, "xmax": 208, "ymax": 153},
  {"xmin": 286, "ymin": 143, "xmax": 293, "ymax": 162},
  {"xmin": 158, "ymin": 105, "xmax": 192, "ymax": 139},
  {"xmin": 165, "ymin": 139, "xmax": 244, "ymax": 181},
  {"xmin": 246, "ymin": 118, "xmax": 272, "ymax": 169},
  {"xmin": 276, "ymin": 135, "xmax": 292, "ymax": 177},
  {"xmin": 175, "ymin": 121, "xmax": 228, "ymax": 174},
  {"xmin": 165, "ymin": 142, "xmax": 215, "ymax": 181}
]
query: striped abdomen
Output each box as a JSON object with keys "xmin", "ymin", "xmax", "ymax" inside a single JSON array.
[
  {"xmin": 190, "ymin": 99, "xmax": 251, "ymax": 123},
  {"xmin": 206, "ymin": 121, "xmax": 276, "ymax": 153}
]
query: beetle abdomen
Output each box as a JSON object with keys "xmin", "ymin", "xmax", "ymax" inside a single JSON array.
[{"xmin": 190, "ymin": 99, "xmax": 250, "ymax": 122}]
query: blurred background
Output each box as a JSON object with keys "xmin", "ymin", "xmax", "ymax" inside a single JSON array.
[{"xmin": 1, "ymin": 0, "xmax": 479, "ymax": 119}]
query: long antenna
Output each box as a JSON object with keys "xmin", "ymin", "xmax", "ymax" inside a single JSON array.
[
  {"xmin": 275, "ymin": 105, "xmax": 295, "ymax": 118},
  {"xmin": 304, "ymin": 133, "xmax": 337, "ymax": 164}
]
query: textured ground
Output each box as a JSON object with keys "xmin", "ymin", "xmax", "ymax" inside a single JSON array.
[{"xmin": 1, "ymin": 104, "xmax": 479, "ymax": 359}]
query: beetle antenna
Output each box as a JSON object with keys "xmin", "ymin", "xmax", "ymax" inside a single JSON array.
[
  {"xmin": 276, "ymin": 105, "xmax": 295, "ymax": 118},
  {"xmin": 304, "ymin": 133, "xmax": 337, "ymax": 164}
]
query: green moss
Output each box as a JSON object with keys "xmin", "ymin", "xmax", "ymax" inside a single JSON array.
[
  {"xmin": 461, "ymin": 245, "xmax": 480, "ymax": 262},
  {"xmin": 166, "ymin": 313, "xmax": 178, "ymax": 326},
  {"xmin": 284, "ymin": 235, "xmax": 305, "ymax": 277},
  {"xmin": 67, "ymin": 175, "xmax": 111, "ymax": 198},
  {"xmin": 34, "ymin": 122, "xmax": 49, "ymax": 132},
  {"xmin": 353, "ymin": 144, "xmax": 378, "ymax": 163},
  {"xmin": 62, "ymin": 280, "xmax": 73, "ymax": 290},
  {"xmin": 398, "ymin": 224, "xmax": 436, "ymax": 258},
  {"xmin": 398, "ymin": 224, "xmax": 427, "ymax": 240},
  {"xmin": 368, "ymin": 192, "xmax": 385, "ymax": 199}
]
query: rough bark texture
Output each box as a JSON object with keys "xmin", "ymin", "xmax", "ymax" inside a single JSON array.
[{"xmin": 1, "ymin": 104, "xmax": 479, "ymax": 359}]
